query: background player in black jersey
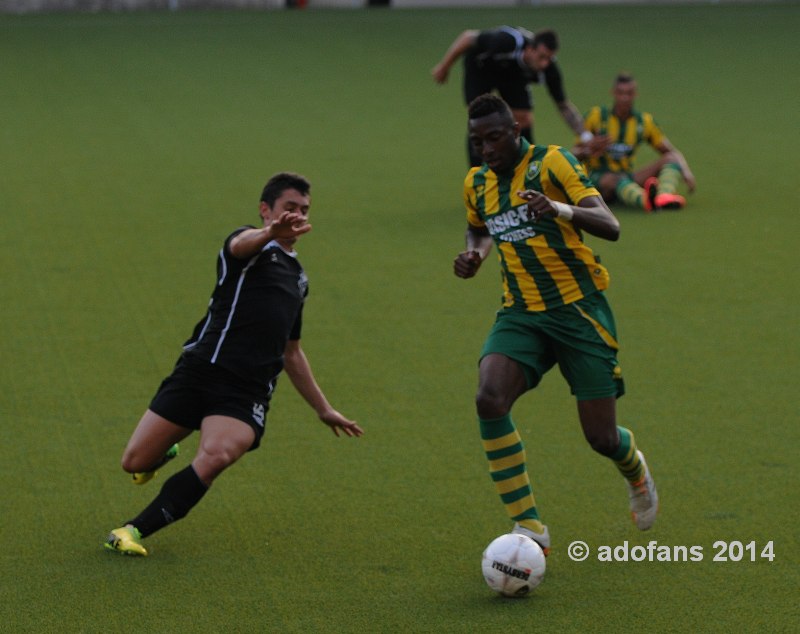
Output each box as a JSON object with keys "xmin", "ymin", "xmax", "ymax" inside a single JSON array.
[
  {"xmin": 431, "ymin": 26, "xmax": 587, "ymax": 166},
  {"xmin": 105, "ymin": 172, "xmax": 364, "ymax": 557}
]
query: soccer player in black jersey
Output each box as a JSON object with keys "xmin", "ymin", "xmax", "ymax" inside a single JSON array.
[
  {"xmin": 105, "ymin": 172, "xmax": 363, "ymax": 557},
  {"xmin": 431, "ymin": 26, "xmax": 586, "ymax": 166}
]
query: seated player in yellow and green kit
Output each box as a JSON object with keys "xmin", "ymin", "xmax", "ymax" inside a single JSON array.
[
  {"xmin": 573, "ymin": 73, "xmax": 696, "ymax": 212},
  {"xmin": 453, "ymin": 94, "xmax": 658, "ymax": 554}
]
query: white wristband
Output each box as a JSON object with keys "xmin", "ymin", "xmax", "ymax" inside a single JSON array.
[
  {"xmin": 580, "ymin": 131, "xmax": 593, "ymax": 143},
  {"xmin": 552, "ymin": 201, "xmax": 574, "ymax": 220}
]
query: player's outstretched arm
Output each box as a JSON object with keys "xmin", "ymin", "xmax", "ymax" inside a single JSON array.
[
  {"xmin": 229, "ymin": 211, "xmax": 312, "ymax": 260},
  {"xmin": 283, "ymin": 340, "xmax": 364, "ymax": 438},
  {"xmin": 557, "ymin": 100, "xmax": 587, "ymax": 137},
  {"xmin": 431, "ymin": 29, "xmax": 478, "ymax": 84}
]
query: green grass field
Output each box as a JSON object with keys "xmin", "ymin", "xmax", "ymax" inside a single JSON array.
[{"xmin": 1, "ymin": 3, "xmax": 798, "ymax": 632}]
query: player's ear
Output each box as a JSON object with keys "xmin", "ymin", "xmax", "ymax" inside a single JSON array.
[{"xmin": 259, "ymin": 201, "xmax": 271, "ymax": 222}]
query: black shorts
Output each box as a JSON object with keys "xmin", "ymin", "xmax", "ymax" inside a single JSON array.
[
  {"xmin": 463, "ymin": 59, "xmax": 531, "ymax": 110},
  {"xmin": 149, "ymin": 356, "xmax": 273, "ymax": 451}
]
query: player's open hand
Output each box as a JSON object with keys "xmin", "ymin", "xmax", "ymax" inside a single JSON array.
[
  {"xmin": 586, "ymin": 134, "xmax": 612, "ymax": 157},
  {"xmin": 270, "ymin": 210, "xmax": 312, "ymax": 241},
  {"xmin": 320, "ymin": 409, "xmax": 364, "ymax": 438},
  {"xmin": 517, "ymin": 190, "xmax": 556, "ymax": 222},
  {"xmin": 454, "ymin": 250, "xmax": 482, "ymax": 279}
]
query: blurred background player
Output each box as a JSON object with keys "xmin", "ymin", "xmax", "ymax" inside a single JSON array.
[
  {"xmin": 453, "ymin": 94, "xmax": 658, "ymax": 553},
  {"xmin": 573, "ymin": 73, "xmax": 696, "ymax": 212},
  {"xmin": 431, "ymin": 26, "xmax": 586, "ymax": 166}
]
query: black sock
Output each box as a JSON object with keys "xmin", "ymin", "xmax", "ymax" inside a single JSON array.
[{"xmin": 127, "ymin": 465, "xmax": 208, "ymax": 538}]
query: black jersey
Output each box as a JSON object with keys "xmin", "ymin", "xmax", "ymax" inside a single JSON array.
[
  {"xmin": 465, "ymin": 26, "xmax": 566, "ymax": 104},
  {"xmin": 181, "ymin": 227, "xmax": 308, "ymax": 388}
]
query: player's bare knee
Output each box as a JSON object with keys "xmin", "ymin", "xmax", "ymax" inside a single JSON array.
[
  {"xmin": 120, "ymin": 444, "xmax": 147, "ymax": 472},
  {"xmin": 121, "ymin": 453, "xmax": 150, "ymax": 474},
  {"xmin": 585, "ymin": 431, "xmax": 619, "ymax": 457},
  {"xmin": 194, "ymin": 445, "xmax": 240, "ymax": 481},
  {"xmin": 198, "ymin": 449, "xmax": 232, "ymax": 476},
  {"xmin": 659, "ymin": 151, "xmax": 680, "ymax": 168},
  {"xmin": 597, "ymin": 174, "xmax": 619, "ymax": 199},
  {"xmin": 120, "ymin": 454, "xmax": 135, "ymax": 473},
  {"xmin": 475, "ymin": 387, "xmax": 511, "ymax": 419}
]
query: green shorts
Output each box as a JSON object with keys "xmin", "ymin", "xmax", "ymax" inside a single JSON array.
[
  {"xmin": 587, "ymin": 167, "xmax": 632, "ymax": 204},
  {"xmin": 480, "ymin": 292, "xmax": 625, "ymax": 401},
  {"xmin": 587, "ymin": 166, "xmax": 631, "ymax": 185}
]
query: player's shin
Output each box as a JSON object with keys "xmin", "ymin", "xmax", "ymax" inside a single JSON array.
[
  {"xmin": 657, "ymin": 163, "xmax": 682, "ymax": 194},
  {"xmin": 609, "ymin": 426, "xmax": 644, "ymax": 484},
  {"xmin": 479, "ymin": 415, "xmax": 544, "ymax": 534},
  {"xmin": 126, "ymin": 465, "xmax": 209, "ymax": 538},
  {"xmin": 615, "ymin": 177, "xmax": 647, "ymax": 209}
]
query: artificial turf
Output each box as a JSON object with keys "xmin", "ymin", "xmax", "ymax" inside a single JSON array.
[{"xmin": 1, "ymin": 3, "xmax": 797, "ymax": 631}]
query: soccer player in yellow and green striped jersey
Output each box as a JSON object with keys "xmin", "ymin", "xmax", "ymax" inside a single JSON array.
[
  {"xmin": 454, "ymin": 94, "xmax": 659, "ymax": 553},
  {"xmin": 573, "ymin": 73, "xmax": 696, "ymax": 212}
]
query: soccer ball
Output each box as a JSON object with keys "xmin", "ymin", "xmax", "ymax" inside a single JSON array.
[{"xmin": 481, "ymin": 533, "xmax": 546, "ymax": 597}]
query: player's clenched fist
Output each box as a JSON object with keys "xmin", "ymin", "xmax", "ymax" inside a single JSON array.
[
  {"xmin": 454, "ymin": 250, "xmax": 483, "ymax": 279},
  {"xmin": 517, "ymin": 189, "xmax": 557, "ymax": 221}
]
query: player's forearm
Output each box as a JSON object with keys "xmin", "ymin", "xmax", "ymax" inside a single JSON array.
[
  {"xmin": 571, "ymin": 198, "xmax": 620, "ymax": 242},
  {"xmin": 229, "ymin": 227, "xmax": 273, "ymax": 260},
  {"xmin": 672, "ymin": 148, "xmax": 691, "ymax": 174},
  {"xmin": 284, "ymin": 343, "xmax": 334, "ymax": 418},
  {"xmin": 440, "ymin": 30, "xmax": 478, "ymax": 69},
  {"xmin": 558, "ymin": 101, "xmax": 586, "ymax": 136},
  {"xmin": 465, "ymin": 228, "xmax": 493, "ymax": 260}
]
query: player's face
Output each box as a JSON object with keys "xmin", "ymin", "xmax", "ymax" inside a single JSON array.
[
  {"xmin": 262, "ymin": 188, "xmax": 311, "ymax": 245},
  {"xmin": 270, "ymin": 189, "xmax": 310, "ymax": 218},
  {"xmin": 468, "ymin": 112, "xmax": 521, "ymax": 174},
  {"xmin": 524, "ymin": 44, "xmax": 555, "ymax": 72},
  {"xmin": 612, "ymin": 81, "xmax": 637, "ymax": 113}
]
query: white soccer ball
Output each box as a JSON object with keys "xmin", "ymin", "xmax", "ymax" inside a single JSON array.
[{"xmin": 481, "ymin": 533, "xmax": 546, "ymax": 597}]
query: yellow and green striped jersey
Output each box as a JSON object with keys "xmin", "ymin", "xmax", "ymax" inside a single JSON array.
[
  {"xmin": 582, "ymin": 105, "xmax": 665, "ymax": 174},
  {"xmin": 465, "ymin": 140, "xmax": 610, "ymax": 312}
]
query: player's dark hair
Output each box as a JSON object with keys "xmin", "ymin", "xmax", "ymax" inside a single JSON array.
[
  {"xmin": 531, "ymin": 29, "xmax": 558, "ymax": 51},
  {"xmin": 260, "ymin": 172, "xmax": 311, "ymax": 207},
  {"xmin": 615, "ymin": 72, "xmax": 636, "ymax": 85},
  {"xmin": 468, "ymin": 94, "xmax": 515, "ymax": 126}
]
